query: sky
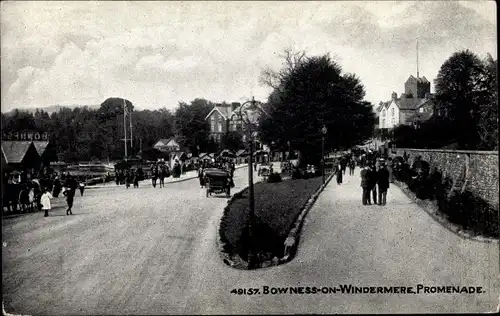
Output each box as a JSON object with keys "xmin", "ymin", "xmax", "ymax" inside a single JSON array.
[{"xmin": 0, "ymin": 1, "xmax": 497, "ymax": 112}]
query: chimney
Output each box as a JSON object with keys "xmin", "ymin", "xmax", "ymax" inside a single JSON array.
[
  {"xmin": 231, "ymin": 102, "xmax": 241, "ymax": 111},
  {"xmin": 391, "ymin": 92, "xmax": 397, "ymax": 100}
]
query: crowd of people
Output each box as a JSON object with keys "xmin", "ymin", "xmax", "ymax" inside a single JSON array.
[
  {"xmin": 2, "ymin": 168, "xmax": 85, "ymax": 217},
  {"xmin": 330, "ymin": 149, "xmax": 396, "ymax": 206}
]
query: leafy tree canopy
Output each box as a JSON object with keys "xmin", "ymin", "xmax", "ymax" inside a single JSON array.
[
  {"xmin": 434, "ymin": 50, "xmax": 497, "ymax": 149},
  {"xmin": 258, "ymin": 49, "xmax": 375, "ymax": 165}
]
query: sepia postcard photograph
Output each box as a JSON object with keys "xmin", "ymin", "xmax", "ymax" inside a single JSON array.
[{"xmin": 1, "ymin": 0, "xmax": 498, "ymax": 314}]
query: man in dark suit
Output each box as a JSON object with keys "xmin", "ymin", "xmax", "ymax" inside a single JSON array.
[
  {"xmin": 360, "ymin": 166, "xmax": 371, "ymax": 205},
  {"xmin": 64, "ymin": 175, "xmax": 78, "ymax": 215},
  {"xmin": 377, "ymin": 163, "xmax": 390, "ymax": 205}
]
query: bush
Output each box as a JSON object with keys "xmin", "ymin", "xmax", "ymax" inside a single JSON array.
[{"xmin": 267, "ymin": 172, "xmax": 282, "ymax": 183}]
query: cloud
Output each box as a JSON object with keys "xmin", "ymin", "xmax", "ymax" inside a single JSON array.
[{"xmin": 0, "ymin": 1, "xmax": 496, "ymax": 112}]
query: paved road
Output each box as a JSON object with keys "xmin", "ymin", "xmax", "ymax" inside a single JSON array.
[{"xmin": 3, "ymin": 166, "xmax": 498, "ymax": 314}]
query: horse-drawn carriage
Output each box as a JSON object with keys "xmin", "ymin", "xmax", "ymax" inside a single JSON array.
[
  {"xmin": 2, "ymin": 179, "xmax": 43, "ymax": 213},
  {"xmin": 204, "ymin": 168, "xmax": 231, "ymax": 198}
]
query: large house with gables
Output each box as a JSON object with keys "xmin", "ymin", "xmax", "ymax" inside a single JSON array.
[
  {"xmin": 204, "ymin": 101, "xmax": 266, "ymax": 148},
  {"xmin": 376, "ymin": 75, "xmax": 436, "ymax": 129}
]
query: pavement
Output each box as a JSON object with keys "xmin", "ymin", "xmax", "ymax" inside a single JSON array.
[{"xmin": 2, "ymin": 166, "xmax": 498, "ymax": 314}]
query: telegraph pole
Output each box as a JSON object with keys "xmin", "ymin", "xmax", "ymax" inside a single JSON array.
[
  {"xmin": 129, "ymin": 106, "xmax": 133, "ymax": 149},
  {"xmin": 123, "ymin": 98, "xmax": 127, "ymax": 160}
]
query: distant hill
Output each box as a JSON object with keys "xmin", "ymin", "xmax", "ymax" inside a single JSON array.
[{"xmin": 2, "ymin": 104, "xmax": 101, "ymax": 116}]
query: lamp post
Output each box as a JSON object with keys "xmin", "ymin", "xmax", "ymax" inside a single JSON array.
[
  {"xmin": 321, "ymin": 125, "xmax": 327, "ymax": 184},
  {"xmin": 287, "ymin": 140, "xmax": 291, "ymax": 176},
  {"xmin": 238, "ymin": 96, "xmax": 262, "ymax": 269}
]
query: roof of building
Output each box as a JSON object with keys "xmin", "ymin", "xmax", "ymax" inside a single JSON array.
[
  {"xmin": 154, "ymin": 138, "xmax": 178, "ymax": 147},
  {"xmin": 405, "ymin": 111, "xmax": 434, "ymax": 123},
  {"xmin": 376, "ymin": 95, "xmax": 435, "ymax": 112},
  {"xmin": 206, "ymin": 102, "xmax": 268, "ymax": 121},
  {"xmin": 199, "ymin": 152, "xmax": 214, "ymax": 159},
  {"xmin": 205, "ymin": 105, "xmax": 233, "ymax": 120},
  {"xmin": 1, "ymin": 141, "xmax": 38, "ymax": 164},
  {"xmin": 32, "ymin": 141, "xmax": 50, "ymax": 156},
  {"xmin": 406, "ymin": 75, "xmax": 430, "ymax": 84},
  {"xmin": 397, "ymin": 98, "xmax": 425, "ymax": 110},
  {"xmin": 376, "ymin": 101, "xmax": 391, "ymax": 112}
]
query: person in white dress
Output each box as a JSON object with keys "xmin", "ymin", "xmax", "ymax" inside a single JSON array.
[{"xmin": 40, "ymin": 187, "xmax": 53, "ymax": 217}]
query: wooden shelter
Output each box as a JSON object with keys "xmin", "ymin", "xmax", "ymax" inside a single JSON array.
[{"xmin": 1, "ymin": 141, "xmax": 41, "ymax": 173}]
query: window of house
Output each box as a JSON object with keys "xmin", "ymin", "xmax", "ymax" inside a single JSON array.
[
  {"xmin": 382, "ymin": 119, "xmax": 385, "ymax": 127},
  {"xmin": 391, "ymin": 108, "xmax": 395, "ymax": 116},
  {"xmin": 392, "ymin": 118, "xmax": 396, "ymax": 125},
  {"xmin": 382, "ymin": 110, "xmax": 386, "ymax": 117},
  {"xmin": 218, "ymin": 123, "xmax": 222, "ymax": 132},
  {"xmin": 211, "ymin": 121, "xmax": 215, "ymax": 132}
]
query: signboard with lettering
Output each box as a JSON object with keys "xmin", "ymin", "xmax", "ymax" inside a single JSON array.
[{"xmin": 2, "ymin": 131, "xmax": 49, "ymax": 141}]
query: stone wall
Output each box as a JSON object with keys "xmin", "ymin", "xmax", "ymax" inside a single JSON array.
[{"xmin": 394, "ymin": 148, "xmax": 499, "ymax": 208}]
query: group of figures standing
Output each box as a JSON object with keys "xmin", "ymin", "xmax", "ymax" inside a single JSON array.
[
  {"xmin": 3, "ymin": 169, "xmax": 85, "ymax": 216},
  {"xmin": 359, "ymin": 158, "xmax": 392, "ymax": 206},
  {"xmin": 331, "ymin": 149, "xmax": 395, "ymax": 206}
]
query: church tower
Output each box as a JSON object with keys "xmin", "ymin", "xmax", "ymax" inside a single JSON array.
[{"xmin": 404, "ymin": 39, "xmax": 430, "ymax": 98}]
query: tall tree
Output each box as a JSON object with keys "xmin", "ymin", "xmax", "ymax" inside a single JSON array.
[
  {"xmin": 259, "ymin": 51, "xmax": 375, "ymax": 165},
  {"xmin": 221, "ymin": 131, "xmax": 244, "ymax": 152},
  {"xmin": 434, "ymin": 49, "xmax": 496, "ymax": 149},
  {"xmin": 174, "ymin": 98, "xmax": 213, "ymax": 155}
]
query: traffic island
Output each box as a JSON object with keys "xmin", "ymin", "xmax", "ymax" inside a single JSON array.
[{"xmin": 217, "ymin": 172, "xmax": 334, "ymax": 269}]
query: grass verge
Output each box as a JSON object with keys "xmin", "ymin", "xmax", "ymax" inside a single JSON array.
[{"xmin": 219, "ymin": 176, "xmax": 324, "ymax": 264}]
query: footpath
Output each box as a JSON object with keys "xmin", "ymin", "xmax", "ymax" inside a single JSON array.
[
  {"xmin": 284, "ymin": 167, "xmax": 499, "ymax": 313},
  {"xmin": 87, "ymin": 164, "xmax": 247, "ymax": 189}
]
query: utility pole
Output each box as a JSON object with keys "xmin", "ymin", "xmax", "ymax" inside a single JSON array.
[
  {"xmin": 129, "ymin": 106, "xmax": 133, "ymax": 149},
  {"xmin": 416, "ymin": 38, "xmax": 419, "ymax": 79},
  {"xmin": 123, "ymin": 98, "xmax": 127, "ymax": 160}
]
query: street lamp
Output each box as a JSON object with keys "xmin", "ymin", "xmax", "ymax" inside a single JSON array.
[
  {"xmin": 321, "ymin": 125, "xmax": 328, "ymax": 184},
  {"xmin": 237, "ymin": 96, "xmax": 263, "ymax": 269}
]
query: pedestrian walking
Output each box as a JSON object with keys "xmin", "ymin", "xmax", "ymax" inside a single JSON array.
[
  {"xmin": 349, "ymin": 159, "xmax": 356, "ymax": 175},
  {"xmin": 198, "ymin": 166, "xmax": 205, "ymax": 188},
  {"xmin": 386, "ymin": 157, "xmax": 394, "ymax": 183},
  {"xmin": 125, "ymin": 170, "xmax": 131, "ymax": 189},
  {"xmin": 336, "ymin": 163, "xmax": 343, "ymax": 184},
  {"xmin": 151, "ymin": 168, "xmax": 158, "ymax": 187},
  {"xmin": 133, "ymin": 170, "xmax": 139, "ymax": 188},
  {"xmin": 79, "ymin": 182, "xmax": 85, "ymax": 196},
  {"xmin": 159, "ymin": 166, "xmax": 166, "ymax": 188},
  {"xmin": 360, "ymin": 166, "xmax": 371, "ymax": 205},
  {"xmin": 64, "ymin": 176, "xmax": 77, "ymax": 215},
  {"xmin": 377, "ymin": 162, "xmax": 390, "ymax": 205},
  {"xmin": 341, "ymin": 159, "xmax": 347, "ymax": 175},
  {"xmin": 40, "ymin": 187, "xmax": 53, "ymax": 217},
  {"xmin": 52, "ymin": 176, "xmax": 62, "ymax": 197},
  {"xmin": 369, "ymin": 163, "xmax": 378, "ymax": 205}
]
